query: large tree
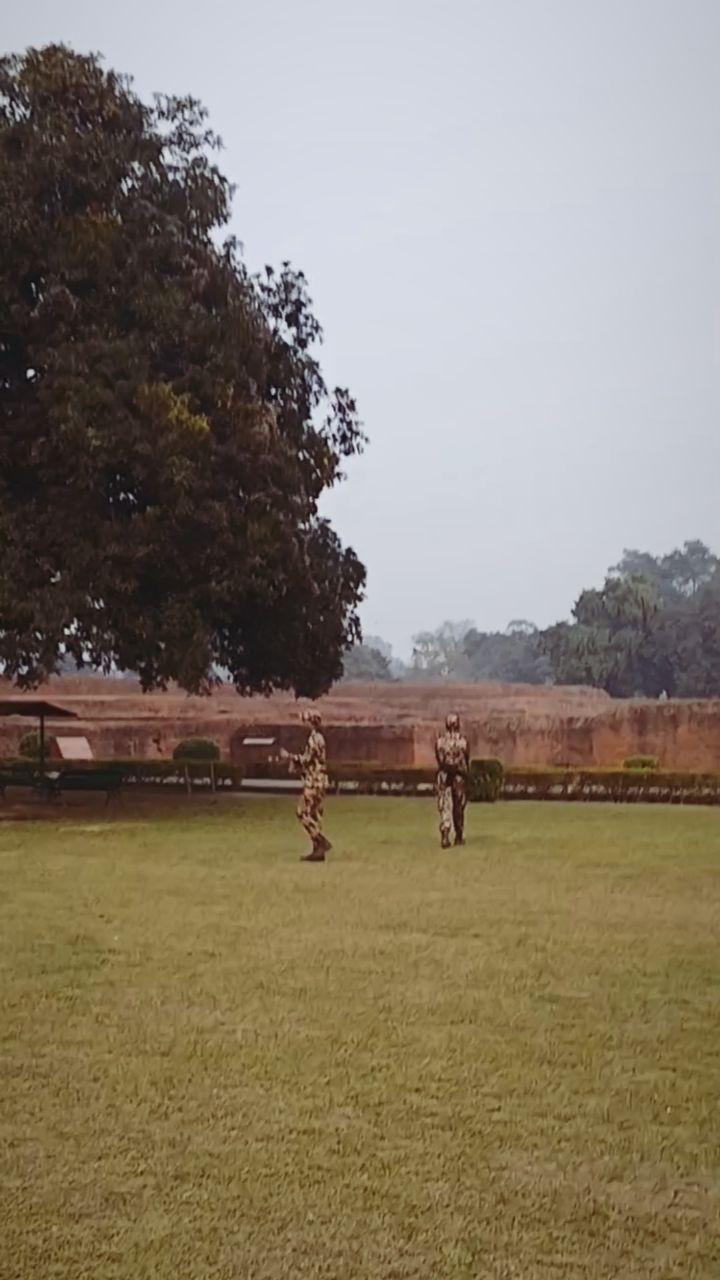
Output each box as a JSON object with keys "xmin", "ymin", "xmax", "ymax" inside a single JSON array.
[
  {"xmin": 0, "ymin": 45, "xmax": 365, "ymax": 695},
  {"xmin": 541, "ymin": 575, "xmax": 661, "ymax": 697},
  {"xmin": 541, "ymin": 542, "xmax": 720, "ymax": 697}
]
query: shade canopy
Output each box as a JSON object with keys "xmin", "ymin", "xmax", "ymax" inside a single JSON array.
[{"xmin": 0, "ymin": 700, "xmax": 78, "ymax": 719}]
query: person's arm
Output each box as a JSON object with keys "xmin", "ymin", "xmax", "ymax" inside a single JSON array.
[{"xmin": 279, "ymin": 741, "xmax": 308, "ymax": 769}]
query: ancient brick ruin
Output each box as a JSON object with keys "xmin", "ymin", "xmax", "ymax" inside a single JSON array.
[{"xmin": 1, "ymin": 679, "xmax": 720, "ymax": 771}]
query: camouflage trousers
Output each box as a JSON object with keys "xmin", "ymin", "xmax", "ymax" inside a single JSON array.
[
  {"xmin": 437, "ymin": 771, "xmax": 466, "ymax": 846},
  {"xmin": 297, "ymin": 774, "xmax": 326, "ymax": 841}
]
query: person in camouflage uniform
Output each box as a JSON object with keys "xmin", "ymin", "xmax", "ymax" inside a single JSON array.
[
  {"xmin": 283, "ymin": 711, "xmax": 331, "ymax": 862},
  {"xmin": 435, "ymin": 713, "xmax": 470, "ymax": 848}
]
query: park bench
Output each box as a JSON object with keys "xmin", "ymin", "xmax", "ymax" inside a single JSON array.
[
  {"xmin": 41, "ymin": 770, "xmax": 124, "ymax": 805},
  {"xmin": 0, "ymin": 767, "xmax": 40, "ymax": 801}
]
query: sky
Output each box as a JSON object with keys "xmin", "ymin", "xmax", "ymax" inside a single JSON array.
[{"xmin": 5, "ymin": 0, "xmax": 720, "ymax": 658}]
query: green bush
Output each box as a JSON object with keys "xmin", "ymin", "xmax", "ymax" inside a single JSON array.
[
  {"xmin": 18, "ymin": 731, "xmax": 42, "ymax": 760},
  {"xmin": 468, "ymin": 758, "xmax": 504, "ymax": 802},
  {"xmin": 623, "ymin": 755, "xmax": 659, "ymax": 770},
  {"xmin": 172, "ymin": 738, "xmax": 220, "ymax": 762}
]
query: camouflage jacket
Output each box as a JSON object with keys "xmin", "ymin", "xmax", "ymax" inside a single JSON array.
[
  {"xmin": 435, "ymin": 730, "xmax": 469, "ymax": 777},
  {"xmin": 294, "ymin": 730, "xmax": 328, "ymax": 782}
]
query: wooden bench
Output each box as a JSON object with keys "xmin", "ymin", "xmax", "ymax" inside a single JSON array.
[
  {"xmin": 0, "ymin": 768, "xmax": 40, "ymax": 801},
  {"xmin": 41, "ymin": 770, "xmax": 124, "ymax": 805}
]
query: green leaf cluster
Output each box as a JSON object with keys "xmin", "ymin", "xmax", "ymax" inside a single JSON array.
[{"xmin": 0, "ymin": 46, "xmax": 365, "ymax": 696}]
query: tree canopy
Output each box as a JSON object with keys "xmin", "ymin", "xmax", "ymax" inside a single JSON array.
[
  {"xmin": 541, "ymin": 541, "xmax": 720, "ymax": 697},
  {"xmin": 0, "ymin": 45, "xmax": 365, "ymax": 695}
]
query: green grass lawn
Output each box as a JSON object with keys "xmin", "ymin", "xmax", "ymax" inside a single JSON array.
[{"xmin": 1, "ymin": 796, "xmax": 719, "ymax": 1279}]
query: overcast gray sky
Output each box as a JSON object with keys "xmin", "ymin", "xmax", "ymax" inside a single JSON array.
[{"xmin": 5, "ymin": 1, "xmax": 720, "ymax": 657}]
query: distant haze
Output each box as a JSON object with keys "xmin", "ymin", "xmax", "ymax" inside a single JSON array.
[{"xmin": 5, "ymin": 0, "xmax": 720, "ymax": 657}]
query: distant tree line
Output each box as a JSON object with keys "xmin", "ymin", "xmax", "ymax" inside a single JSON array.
[
  {"xmin": 341, "ymin": 540, "xmax": 720, "ymax": 698},
  {"xmin": 341, "ymin": 619, "xmax": 551, "ymax": 685}
]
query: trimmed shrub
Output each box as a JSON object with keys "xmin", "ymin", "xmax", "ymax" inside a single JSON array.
[
  {"xmin": 1, "ymin": 759, "xmax": 42, "ymax": 776},
  {"xmin": 468, "ymin": 758, "xmax": 504, "ymax": 802},
  {"xmin": 18, "ymin": 730, "xmax": 42, "ymax": 760},
  {"xmin": 623, "ymin": 755, "xmax": 659, "ymax": 770},
  {"xmin": 172, "ymin": 738, "xmax": 220, "ymax": 762}
]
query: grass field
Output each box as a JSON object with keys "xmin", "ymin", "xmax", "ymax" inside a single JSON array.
[{"xmin": 1, "ymin": 796, "xmax": 719, "ymax": 1279}]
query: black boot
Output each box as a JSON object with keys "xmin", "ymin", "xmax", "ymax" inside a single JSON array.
[{"xmin": 301, "ymin": 837, "xmax": 326, "ymax": 862}]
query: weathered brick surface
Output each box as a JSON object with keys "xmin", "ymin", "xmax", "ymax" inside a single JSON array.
[{"xmin": 1, "ymin": 679, "xmax": 719, "ymax": 770}]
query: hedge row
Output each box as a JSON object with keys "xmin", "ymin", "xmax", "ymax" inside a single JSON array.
[
  {"xmin": 1, "ymin": 757, "xmax": 719, "ymax": 804},
  {"xmin": 318, "ymin": 758, "xmax": 504, "ymax": 801},
  {"xmin": 326, "ymin": 762, "xmax": 720, "ymax": 805},
  {"xmin": 503, "ymin": 768, "xmax": 720, "ymax": 804},
  {"xmin": 329, "ymin": 764, "xmax": 720, "ymax": 804},
  {"xmin": 0, "ymin": 758, "xmax": 241, "ymax": 789}
]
